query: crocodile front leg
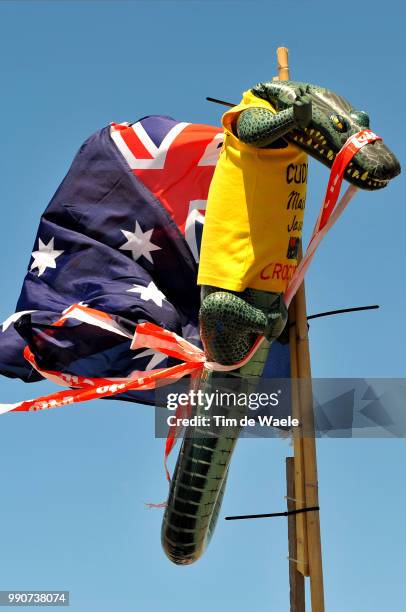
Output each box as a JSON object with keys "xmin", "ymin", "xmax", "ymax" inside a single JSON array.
[
  {"xmin": 236, "ymin": 85, "xmax": 312, "ymax": 148},
  {"xmin": 161, "ymin": 288, "xmax": 287, "ymax": 564}
]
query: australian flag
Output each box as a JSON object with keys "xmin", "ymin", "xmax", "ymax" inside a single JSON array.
[{"xmin": 0, "ymin": 116, "xmax": 290, "ymax": 407}]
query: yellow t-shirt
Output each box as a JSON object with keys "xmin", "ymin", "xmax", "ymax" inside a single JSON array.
[{"xmin": 197, "ymin": 90, "xmax": 308, "ymax": 293}]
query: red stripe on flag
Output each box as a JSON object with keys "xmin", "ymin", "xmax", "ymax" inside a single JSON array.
[
  {"xmin": 134, "ymin": 123, "xmax": 222, "ymax": 234},
  {"xmin": 120, "ymin": 125, "xmax": 154, "ymax": 160}
]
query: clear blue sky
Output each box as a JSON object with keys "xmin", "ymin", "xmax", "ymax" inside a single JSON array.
[{"xmin": 0, "ymin": 1, "xmax": 405, "ymax": 611}]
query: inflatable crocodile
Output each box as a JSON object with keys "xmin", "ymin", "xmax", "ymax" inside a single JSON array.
[
  {"xmin": 0, "ymin": 79, "xmax": 400, "ymax": 567},
  {"xmin": 161, "ymin": 80, "xmax": 400, "ymax": 564}
]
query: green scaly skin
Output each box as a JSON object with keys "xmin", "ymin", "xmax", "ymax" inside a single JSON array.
[
  {"xmin": 248, "ymin": 81, "xmax": 400, "ymax": 189},
  {"xmin": 162, "ymin": 81, "xmax": 401, "ymax": 565},
  {"xmin": 162, "ymin": 290, "xmax": 279, "ymax": 564}
]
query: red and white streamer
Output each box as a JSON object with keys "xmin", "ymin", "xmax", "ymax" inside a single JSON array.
[
  {"xmin": 0, "ymin": 129, "xmax": 383, "ymax": 485},
  {"xmin": 284, "ymin": 129, "xmax": 381, "ymax": 306},
  {"xmin": 1, "ymin": 130, "xmax": 382, "ymax": 419}
]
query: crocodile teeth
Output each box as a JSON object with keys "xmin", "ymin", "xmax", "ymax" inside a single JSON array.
[
  {"xmin": 322, "ymin": 139, "xmax": 327, "ymax": 145},
  {"xmin": 327, "ymin": 150, "xmax": 334, "ymax": 160},
  {"xmin": 314, "ymin": 143, "xmax": 319, "ymax": 149},
  {"xmin": 361, "ymin": 171, "xmax": 369, "ymax": 180},
  {"xmin": 352, "ymin": 170, "xmax": 360, "ymax": 178},
  {"xmin": 368, "ymin": 180, "xmax": 372, "ymax": 185},
  {"xmin": 319, "ymin": 149, "xmax": 324, "ymax": 155},
  {"xmin": 299, "ymin": 137, "xmax": 304, "ymax": 143},
  {"xmin": 310, "ymin": 129, "xmax": 314, "ymax": 135},
  {"xmin": 307, "ymin": 138, "xmax": 312, "ymax": 145}
]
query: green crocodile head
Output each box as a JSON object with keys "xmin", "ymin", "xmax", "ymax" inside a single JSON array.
[{"xmin": 251, "ymin": 80, "xmax": 401, "ymax": 191}]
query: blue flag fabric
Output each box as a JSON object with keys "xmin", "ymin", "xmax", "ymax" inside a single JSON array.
[{"xmin": 0, "ymin": 118, "xmax": 290, "ymax": 406}]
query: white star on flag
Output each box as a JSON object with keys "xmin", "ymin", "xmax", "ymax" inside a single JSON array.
[
  {"xmin": 119, "ymin": 221, "xmax": 161, "ymax": 263},
  {"xmin": 127, "ymin": 281, "xmax": 166, "ymax": 307},
  {"xmin": 1, "ymin": 310, "xmax": 36, "ymax": 332},
  {"xmin": 132, "ymin": 348, "xmax": 167, "ymax": 370},
  {"xmin": 30, "ymin": 237, "xmax": 64, "ymax": 277}
]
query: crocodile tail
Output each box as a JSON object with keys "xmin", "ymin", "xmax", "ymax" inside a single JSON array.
[{"xmin": 162, "ymin": 335, "xmax": 272, "ymax": 564}]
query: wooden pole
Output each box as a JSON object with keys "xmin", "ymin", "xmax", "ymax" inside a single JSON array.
[
  {"xmin": 294, "ymin": 286, "xmax": 325, "ymax": 612},
  {"xmin": 277, "ymin": 47, "xmax": 290, "ymax": 81},
  {"xmin": 286, "ymin": 457, "xmax": 306, "ymax": 612},
  {"xmin": 288, "ymin": 288, "xmax": 309, "ymax": 580},
  {"xmin": 276, "ymin": 46, "xmax": 325, "ymax": 612}
]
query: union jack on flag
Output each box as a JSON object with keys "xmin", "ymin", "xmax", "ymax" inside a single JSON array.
[
  {"xmin": 110, "ymin": 116, "xmax": 223, "ymax": 259},
  {"xmin": 0, "ymin": 115, "xmax": 290, "ymax": 407}
]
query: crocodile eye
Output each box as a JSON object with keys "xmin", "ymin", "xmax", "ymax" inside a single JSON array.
[
  {"xmin": 350, "ymin": 110, "xmax": 370, "ymax": 128},
  {"xmin": 330, "ymin": 114, "xmax": 348, "ymax": 133}
]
